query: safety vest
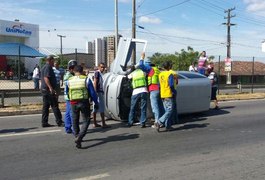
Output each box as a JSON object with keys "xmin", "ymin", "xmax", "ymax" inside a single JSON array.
[
  {"xmin": 148, "ymin": 67, "xmax": 160, "ymax": 85},
  {"xmin": 64, "ymin": 71, "xmax": 74, "ymax": 100},
  {"xmin": 132, "ymin": 69, "xmax": 147, "ymax": 89},
  {"xmin": 68, "ymin": 75, "xmax": 89, "ymax": 100},
  {"xmin": 159, "ymin": 71, "xmax": 173, "ymax": 98}
]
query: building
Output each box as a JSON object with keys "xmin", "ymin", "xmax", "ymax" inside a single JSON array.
[
  {"xmin": 214, "ymin": 61, "xmax": 265, "ymax": 84},
  {"xmin": 63, "ymin": 53, "xmax": 94, "ymax": 69},
  {"xmin": 106, "ymin": 35, "xmax": 115, "ymax": 68},
  {"xmin": 94, "ymin": 38, "xmax": 106, "ymax": 67},
  {"xmin": 86, "ymin": 35, "xmax": 121, "ymax": 68},
  {"xmin": 0, "ymin": 19, "xmax": 39, "ymax": 75}
]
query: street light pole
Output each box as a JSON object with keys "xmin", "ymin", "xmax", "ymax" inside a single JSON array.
[
  {"xmin": 132, "ymin": 0, "xmax": 136, "ymax": 64},
  {"xmin": 57, "ymin": 34, "xmax": 66, "ymax": 63},
  {"xmin": 115, "ymin": 0, "xmax": 119, "ymax": 54}
]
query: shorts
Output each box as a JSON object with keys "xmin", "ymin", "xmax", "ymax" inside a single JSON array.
[
  {"xmin": 211, "ymin": 87, "xmax": 217, "ymax": 100},
  {"xmin": 93, "ymin": 92, "xmax": 105, "ymax": 113}
]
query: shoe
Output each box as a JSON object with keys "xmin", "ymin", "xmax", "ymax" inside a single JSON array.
[
  {"xmin": 151, "ymin": 124, "xmax": 156, "ymax": 128},
  {"xmin": 66, "ymin": 129, "xmax": 72, "ymax": 134},
  {"xmin": 165, "ymin": 127, "xmax": 174, "ymax": 132},
  {"xmin": 93, "ymin": 124, "xmax": 102, "ymax": 128},
  {"xmin": 120, "ymin": 64, "xmax": 126, "ymax": 71},
  {"xmin": 102, "ymin": 125, "xmax": 111, "ymax": 129},
  {"xmin": 214, "ymin": 106, "xmax": 219, "ymax": 110},
  {"xmin": 141, "ymin": 124, "xmax": 146, "ymax": 128},
  {"xmin": 75, "ymin": 138, "xmax": 82, "ymax": 149},
  {"xmin": 154, "ymin": 122, "xmax": 160, "ymax": 132},
  {"xmin": 127, "ymin": 123, "xmax": 133, "ymax": 127},
  {"xmin": 42, "ymin": 123, "xmax": 53, "ymax": 128},
  {"xmin": 57, "ymin": 121, "xmax": 65, "ymax": 127}
]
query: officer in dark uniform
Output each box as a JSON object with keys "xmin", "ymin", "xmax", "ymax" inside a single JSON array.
[{"xmin": 41, "ymin": 55, "xmax": 63, "ymax": 127}]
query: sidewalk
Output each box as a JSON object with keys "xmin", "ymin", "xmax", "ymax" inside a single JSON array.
[{"xmin": 1, "ymin": 93, "xmax": 265, "ymax": 116}]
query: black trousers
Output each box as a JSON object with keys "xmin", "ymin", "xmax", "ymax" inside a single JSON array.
[
  {"xmin": 42, "ymin": 93, "xmax": 62, "ymax": 125},
  {"xmin": 71, "ymin": 100, "xmax": 91, "ymax": 141}
]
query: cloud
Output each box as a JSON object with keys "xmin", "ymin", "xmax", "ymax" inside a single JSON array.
[
  {"xmin": 138, "ymin": 16, "xmax": 162, "ymax": 24},
  {"xmin": 243, "ymin": 0, "xmax": 265, "ymax": 12}
]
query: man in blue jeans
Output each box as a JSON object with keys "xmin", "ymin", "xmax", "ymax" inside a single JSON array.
[
  {"xmin": 127, "ymin": 68, "xmax": 148, "ymax": 128},
  {"xmin": 156, "ymin": 61, "xmax": 176, "ymax": 132}
]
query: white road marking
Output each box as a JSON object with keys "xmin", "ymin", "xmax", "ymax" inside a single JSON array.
[
  {"xmin": 73, "ymin": 173, "xmax": 110, "ymax": 180},
  {"xmin": 0, "ymin": 129, "xmax": 61, "ymax": 138}
]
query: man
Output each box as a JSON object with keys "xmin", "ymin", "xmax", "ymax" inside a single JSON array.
[
  {"xmin": 207, "ymin": 63, "xmax": 219, "ymax": 109},
  {"xmin": 155, "ymin": 60, "xmax": 176, "ymax": 132},
  {"xmin": 63, "ymin": 59, "xmax": 77, "ymax": 134},
  {"xmin": 147, "ymin": 63, "xmax": 164, "ymax": 128},
  {"xmin": 53, "ymin": 60, "xmax": 63, "ymax": 100},
  {"xmin": 169, "ymin": 69, "xmax": 179, "ymax": 124},
  {"xmin": 65, "ymin": 65, "xmax": 99, "ymax": 148},
  {"xmin": 127, "ymin": 68, "xmax": 148, "ymax": 128},
  {"xmin": 92, "ymin": 63, "xmax": 110, "ymax": 128},
  {"xmin": 40, "ymin": 55, "xmax": 64, "ymax": 127}
]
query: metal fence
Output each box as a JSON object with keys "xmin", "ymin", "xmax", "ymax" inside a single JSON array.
[{"xmin": 1, "ymin": 48, "xmax": 265, "ymax": 107}]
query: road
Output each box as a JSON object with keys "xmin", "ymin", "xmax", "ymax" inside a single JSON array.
[{"xmin": 1, "ymin": 99, "xmax": 265, "ymax": 180}]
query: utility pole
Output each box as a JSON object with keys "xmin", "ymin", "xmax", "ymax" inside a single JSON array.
[
  {"xmin": 115, "ymin": 0, "xmax": 118, "ymax": 54},
  {"xmin": 57, "ymin": 34, "xmax": 66, "ymax": 63},
  {"xmin": 223, "ymin": 7, "xmax": 236, "ymax": 84},
  {"xmin": 132, "ymin": 0, "xmax": 136, "ymax": 64}
]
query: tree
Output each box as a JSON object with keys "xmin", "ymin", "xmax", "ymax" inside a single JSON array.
[
  {"xmin": 40, "ymin": 55, "xmax": 69, "ymax": 69},
  {"xmin": 148, "ymin": 46, "xmax": 203, "ymax": 71}
]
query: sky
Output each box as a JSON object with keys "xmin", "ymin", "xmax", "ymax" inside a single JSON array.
[{"xmin": 1, "ymin": 0, "xmax": 265, "ymax": 60}]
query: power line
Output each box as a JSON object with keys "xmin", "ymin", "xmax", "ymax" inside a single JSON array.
[
  {"xmin": 137, "ymin": 0, "xmax": 191, "ymax": 17},
  {"xmin": 137, "ymin": 30, "xmax": 224, "ymax": 45}
]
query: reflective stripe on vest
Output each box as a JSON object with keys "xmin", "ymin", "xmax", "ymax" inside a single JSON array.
[
  {"xmin": 68, "ymin": 75, "xmax": 89, "ymax": 100},
  {"xmin": 132, "ymin": 69, "xmax": 146, "ymax": 89},
  {"xmin": 64, "ymin": 72, "xmax": 74, "ymax": 100},
  {"xmin": 159, "ymin": 71, "xmax": 173, "ymax": 98},
  {"xmin": 148, "ymin": 67, "xmax": 160, "ymax": 85}
]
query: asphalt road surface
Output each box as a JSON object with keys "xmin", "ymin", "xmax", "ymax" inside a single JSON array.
[{"xmin": 1, "ymin": 99, "xmax": 265, "ymax": 180}]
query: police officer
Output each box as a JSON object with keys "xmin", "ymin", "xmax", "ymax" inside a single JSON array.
[
  {"xmin": 63, "ymin": 59, "xmax": 77, "ymax": 134},
  {"xmin": 127, "ymin": 68, "xmax": 148, "ymax": 128},
  {"xmin": 65, "ymin": 65, "xmax": 99, "ymax": 148}
]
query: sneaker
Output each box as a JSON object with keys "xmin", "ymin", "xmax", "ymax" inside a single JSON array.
[
  {"xmin": 141, "ymin": 124, "xmax": 146, "ymax": 128},
  {"xmin": 151, "ymin": 124, "xmax": 156, "ymax": 128},
  {"xmin": 154, "ymin": 122, "xmax": 160, "ymax": 132}
]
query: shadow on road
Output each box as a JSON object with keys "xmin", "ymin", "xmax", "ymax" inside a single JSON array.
[
  {"xmin": 81, "ymin": 133, "xmax": 139, "ymax": 149},
  {"xmin": 87, "ymin": 121, "xmax": 125, "ymax": 134},
  {"xmin": 0, "ymin": 127, "xmax": 38, "ymax": 134}
]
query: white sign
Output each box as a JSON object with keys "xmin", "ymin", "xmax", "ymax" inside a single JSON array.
[
  {"xmin": 224, "ymin": 58, "xmax": 232, "ymax": 72},
  {"xmin": 0, "ymin": 19, "xmax": 37, "ymax": 37},
  {"xmin": 262, "ymin": 41, "xmax": 265, "ymax": 52}
]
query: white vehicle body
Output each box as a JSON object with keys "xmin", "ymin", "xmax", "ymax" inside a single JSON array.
[{"xmin": 103, "ymin": 38, "xmax": 211, "ymax": 121}]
